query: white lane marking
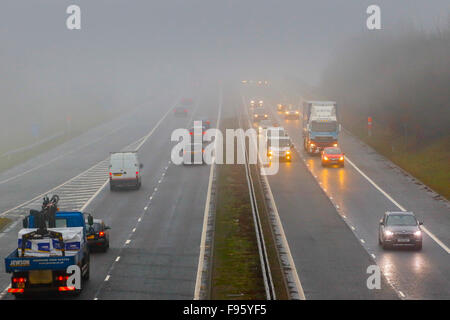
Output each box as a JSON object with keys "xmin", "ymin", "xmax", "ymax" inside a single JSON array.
[
  {"xmin": 80, "ymin": 179, "xmax": 109, "ymax": 211},
  {"xmin": 132, "ymin": 228, "xmax": 136, "ymax": 233},
  {"xmin": 399, "ymin": 291, "xmax": 406, "ymax": 298},
  {"xmin": 0, "ymin": 125, "xmax": 126, "ymax": 185},
  {"xmin": 345, "ymin": 157, "xmax": 450, "ymax": 254},
  {"xmin": 134, "ymin": 107, "xmax": 173, "ymax": 151},
  {"xmin": 371, "ymin": 254, "xmax": 376, "ymax": 259},
  {"xmin": 138, "ymin": 217, "xmax": 142, "ymax": 222},
  {"xmin": 115, "ymin": 256, "xmax": 121, "ymax": 262},
  {"xmin": 125, "ymin": 239, "xmax": 131, "ymax": 245},
  {"xmin": 144, "ymin": 207, "xmax": 148, "ymax": 211},
  {"xmin": 351, "ymin": 226, "xmax": 355, "ymax": 230},
  {"xmin": 194, "ymin": 86, "xmax": 223, "ymax": 300},
  {"xmin": 94, "ymin": 297, "xmax": 98, "ymax": 300},
  {"xmin": 0, "ymin": 285, "xmax": 10, "ymax": 299},
  {"xmin": 104, "ymin": 275, "xmax": 110, "ymax": 282},
  {"xmin": 360, "ymin": 239, "xmax": 365, "ymax": 244}
]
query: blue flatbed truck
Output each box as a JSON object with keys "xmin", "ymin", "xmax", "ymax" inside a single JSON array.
[{"xmin": 4, "ymin": 211, "xmax": 90, "ymax": 298}]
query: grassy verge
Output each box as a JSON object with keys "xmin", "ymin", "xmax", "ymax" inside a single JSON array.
[
  {"xmin": 0, "ymin": 217, "xmax": 11, "ymax": 232},
  {"xmin": 350, "ymin": 124, "xmax": 450, "ymax": 200},
  {"xmin": 0, "ymin": 113, "xmax": 118, "ymax": 174}
]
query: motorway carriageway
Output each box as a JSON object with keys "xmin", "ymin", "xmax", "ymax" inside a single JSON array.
[
  {"xmin": 0, "ymin": 83, "xmax": 222, "ymax": 300},
  {"xmin": 242, "ymin": 86, "xmax": 450, "ymax": 299}
]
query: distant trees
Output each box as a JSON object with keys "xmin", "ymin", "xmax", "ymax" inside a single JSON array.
[{"xmin": 319, "ymin": 25, "xmax": 450, "ymax": 147}]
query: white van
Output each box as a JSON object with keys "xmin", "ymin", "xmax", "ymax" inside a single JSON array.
[{"xmin": 109, "ymin": 152, "xmax": 143, "ymax": 190}]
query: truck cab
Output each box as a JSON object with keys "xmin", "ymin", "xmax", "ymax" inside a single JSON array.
[
  {"xmin": 303, "ymin": 101, "xmax": 341, "ymax": 154},
  {"xmin": 5, "ymin": 211, "xmax": 90, "ymax": 297}
]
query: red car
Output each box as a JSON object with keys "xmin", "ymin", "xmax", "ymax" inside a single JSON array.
[{"xmin": 321, "ymin": 147, "xmax": 345, "ymax": 167}]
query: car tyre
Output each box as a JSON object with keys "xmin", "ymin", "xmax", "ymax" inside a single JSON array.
[{"xmin": 415, "ymin": 242, "xmax": 422, "ymax": 251}]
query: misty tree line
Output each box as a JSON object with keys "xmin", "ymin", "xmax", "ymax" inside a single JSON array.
[{"xmin": 319, "ymin": 25, "xmax": 450, "ymax": 147}]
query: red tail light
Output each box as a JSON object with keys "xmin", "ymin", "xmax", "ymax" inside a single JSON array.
[
  {"xmin": 12, "ymin": 277, "xmax": 26, "ymax": 283},
  {"xmin": 58, "ymin": 286, "xmax": 75, "ymax": 292},
  {"xmin": 56, "ymin": 275, "xmax": 69, "ymax": 282},
  {"xmin": 189, "ymin": 132, "xmax": 193, "ymax": 135},
  {"xmin": 99, "ymin": 231, "xmax": 105, "ymax": 237},
  {"xmin": 203, "ymin": 132, "xmax": 206, "ymax": 135},
  {"xmin": 109, "ymin": 172, "xmax": 112, "ymax": 177}
]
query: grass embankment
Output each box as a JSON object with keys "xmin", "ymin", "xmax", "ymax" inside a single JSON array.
[
  {"xmin": 0, "ymin": 112, "xmax": 118, "ymax": 174},
  {"xmin": 350, "ymin": 125, "xmax": 450, "ymax": 200},
  {"xmin": 0, "ymin": 217, "xmax": 11, "ymax": 232},
  {"xmin": 210, "ymin": 116, "xmax": 289, "ymax": 299}
]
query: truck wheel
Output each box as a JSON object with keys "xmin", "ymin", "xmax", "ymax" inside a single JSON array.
[
  {"xmin": 415, "ymin": 243, "xmax": 422, "ymax": 251},
  {"xmin": 382, "ymin": 243, "xmax": 390, "ymax": 250}
]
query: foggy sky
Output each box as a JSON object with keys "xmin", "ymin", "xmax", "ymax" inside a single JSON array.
[
  {"xmin": 0, "ymin": 1, "xmax": 449, "ymax": 146},
  {"xmin": 1, "ymin": 1, "xmax": 449, "ymax": 83}
]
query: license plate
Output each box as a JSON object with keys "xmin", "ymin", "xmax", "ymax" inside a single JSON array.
[
  {"xmin": 29, "ymin": 270, "xmax": 53, "ymax": 285},
  {"xmin": 398, "ymin": 238, "xmax": 410, "ymax": 243},
  {"xmin": 87, "ymin": 235, "xmax": 95, "ymax": 240},
  {"xmin": 17, "ymin": 282, "xmax": 25, "ymax": 289},
  {"xmin": 113, "ymin": 173, "xmax": 122, "ymax": 176}
]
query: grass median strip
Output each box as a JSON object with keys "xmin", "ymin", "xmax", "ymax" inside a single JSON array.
[{"xmin": 211, "ymin": 161, "xmax": 266, "ymax": 299}]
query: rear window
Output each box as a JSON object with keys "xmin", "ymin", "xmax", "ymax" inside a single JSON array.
[
  {"xmin": 324, "ymin": 148, "xmax": 341, "ymax": 154},
  {"xmin": 86, "ymin": 222, "xmax": 102, "ymax": 233}
]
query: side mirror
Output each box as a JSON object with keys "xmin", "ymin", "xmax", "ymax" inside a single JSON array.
[
  {"xmin": 22, "ymin": 218, "xmax": 28, "ymax": 228},
  {"xmin": 140, "ymin": 164, "xmax": 143, "ymax": 169},
  {"xmin": 105, "ymin": 226, "xmax": 111, "ymax": 230}
]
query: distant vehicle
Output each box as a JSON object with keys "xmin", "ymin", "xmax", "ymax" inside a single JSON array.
[
  {"xmin": 189, "ymin": 124, "xmax": 207, "ymax": 143},
  {"xmin": 85, "ymin": 218, "xmax": 110, "ymax": 252},
  {"xmin": 196, "ymin": 118, "xmax": 211, "ymax": 130},
  {"xmin": 277, "ymin": 104, "xmax": 287, "ymax": 112},
  {"xmin": 284, "ymin": 104, "xmax": 300, "ymax": 119},
  {"xmin": 266, "ymin": 127, "xmax": 288, "ymax": 139},
  {"xmin": 183, "ymin": 143, "xmax": 204, "ymax": 165},
  {"xmin": 258, "ymin": 120, "xmax": 272, "ymax": 133},
  {"xmin": 321, "ymin": 147, "xmax": 345, "ymax": 167},
  {"xmin": 379, "ymin": 211, "xmax": 423, "ymax": 250},
  {"xmin": 109, "ymin": 152, "xmax": 143, "ymax": 190},
  {"xmin": 174, "ymin": 106, "xmax": 189, "ymax": 117},
  {"xmin": 253, "ymin": 108, "xmax": 268, "ymax": 122},
  {"xmin": 257, "ymin": 100, "xmax": 264, "ymax": 107},
  {"xmin": 5, "ymin": 207, "xmax": 90, "ymax": 297},
  {"xmin": 267, "ymin": 136, "xmax": 292, "ymax": 161},
  {"xmin": 249, "ymin": 99, "xmax": 256, "ymax": 109},
  {"xmin": 180, "ymin": 98, "xmax": 194, "ymax": 106},
  {"xmin": 303, "ymin": 101, "xmax": 340, "ymax": 154}
]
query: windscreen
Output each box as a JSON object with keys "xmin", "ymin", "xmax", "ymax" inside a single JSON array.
[
  {"xmin": 311, "ymin": 121, "xmax": 337, "ymax": 132},
  {"xmin": 386, "ymin": 215, "xmax": 417, "ymax": 226}
]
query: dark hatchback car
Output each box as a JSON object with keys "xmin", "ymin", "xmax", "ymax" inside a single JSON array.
[
  {"xmin": 85, "ymin": 219, "xmax": 111, "ymax": 252},
  {"xmin": 379, "ymin": 211, "xmax": 423, "ymax": 250}
]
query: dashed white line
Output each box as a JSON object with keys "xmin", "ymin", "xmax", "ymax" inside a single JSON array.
[
  {"xmin": 115, "ymin": 256, "xmax": 121, "ymax": 262},
  {"xmin": 104, "ymin": 275, "xmax": 110, "ymax": 282},
  {"xmin": 125, "ymin": 239, "xmax": 131, "ymax": 245}
]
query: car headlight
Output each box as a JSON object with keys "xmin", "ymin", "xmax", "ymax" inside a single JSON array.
[
  {"xmin": 296, "ymin": 111, "xmax": 299, "ymax": 114},
  {"xmin": 414, "ymin": 230, "xmax": 422, "ymax": 237},
  {"xmin": 385, "ymin": 230, "xmax": 394, "ymax": 237},
  {"xmin": 285, "ymin": 111, "xmax": 289, "ymax": 115},
  {"xmin": 339, "ymin": 156, "xmax": 344, "ymax": 160},
  {"xmin": 310, "ymin": 143, "xmax": 315, "ymax": 147},
  {"xmin": 259, "ymin": 100, "xmax": 263, "ymax": 104},
  {"xmin": 265, "ymin": 114, "xmax": 268, "ymax": 117},
  {"xmin": 254, "ymin": 114, "xmax": 257, "ymax": 117},
  {"xmin": 333, "ymin": 143, "xmax": 338, "ymax": 147},
  {"xmin": 323, "ymin": 156, "xmax": 328, "ymax": 160},
  {"xmin": 286, "ymin": 151, "xmax": 290, "ymax": 155}
]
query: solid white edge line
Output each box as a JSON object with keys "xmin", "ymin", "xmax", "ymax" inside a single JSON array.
[
  {"xmin": 194, "ymin": 85, "xmax": 222, "ymax": 300},
  {"xmin": 345, "ymin": 157, "xmax": 450, "ymax": 254}
]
